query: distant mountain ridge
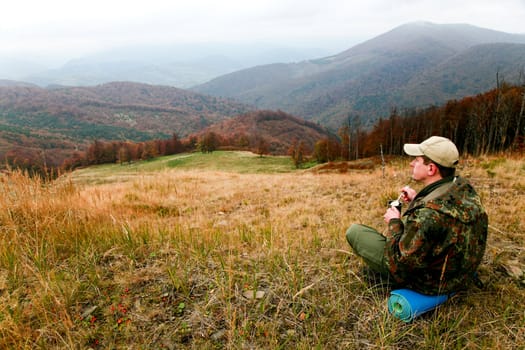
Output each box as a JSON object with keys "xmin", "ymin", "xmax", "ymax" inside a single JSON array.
[
  {"xmin": 0, "ymin": 79, "xmax": 39, "ymax": 87},
  {"xmin": 0, "ymin": 81, "xmax": 252, "ymax": 135},
  {"xmin": 2, "ymin": 43, "xmax": 343, "ymax": 89},
  {"xmin": 193, "ymin": 22, "xmax": 525, "ymax": 129},
  {"xmin": 0, "ymin": 82, "xmax": 254, "ymax": 166}
]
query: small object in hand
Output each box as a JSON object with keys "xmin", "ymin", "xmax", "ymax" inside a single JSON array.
[{"xmin": 388, "ymin": 199, "xmax": 402, "ymax": 212}]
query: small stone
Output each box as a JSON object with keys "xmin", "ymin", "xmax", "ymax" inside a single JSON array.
[
  {"xmin": 504, "ymin": 260, "xmax": 524, "ymax": 279},
  {"xmin": 211, "ymin": 329, "xmax": 226, "ymax": 341},
  {"xmin": 242, "ymin": 290, "xmax": 265, "ymax": 299},
  {"xmin": 81, "ymin": 305, "xmax": 98, "ymax": 319}
]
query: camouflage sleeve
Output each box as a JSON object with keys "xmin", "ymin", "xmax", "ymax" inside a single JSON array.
[{"xmin": 384, "ymin": 208, "xmax": 444, "ymax": 283}]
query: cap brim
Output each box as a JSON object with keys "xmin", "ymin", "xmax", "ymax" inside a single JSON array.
[{"xmin": 403, "ymin": 143, "xmax": 424, "ymax": 156}]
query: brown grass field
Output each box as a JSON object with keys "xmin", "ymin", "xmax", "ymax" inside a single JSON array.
[{"xmin": 0, "ymin": 153, "xmax": 524, "ymax": 349}]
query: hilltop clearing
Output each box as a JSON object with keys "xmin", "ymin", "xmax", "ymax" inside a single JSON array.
[{"xmin": 0, "ymin": 154, "xmax": 523, "ymax": 348}]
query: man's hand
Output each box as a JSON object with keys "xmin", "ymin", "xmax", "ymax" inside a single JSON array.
[
  {"xmin": 384, "ymin": 206, "xmax": 401, "ymax": 223},
  {"xmin": 400, "ymin": 186, "xmax": 416, "ymax": 202}
]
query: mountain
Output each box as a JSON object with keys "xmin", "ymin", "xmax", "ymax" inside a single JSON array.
[
  {"xmin": 190, "ymin": 110, "xmax": 334, "ymax": 154},
  {"xmin": 22, "ymin": 57, "xmax": 241, "ymax": 89},
  {"xmin": 0, "ymin": 82, "xmax": 254, "ymax": 166},
  {"xmin": 0, "ymin": 79, "xmax": 39, "ymax": 87},
  {"xmin": 193, "ymin": 22, "xmax": 525, "ymax": 130},
  {"xmin": 401, "ymin": 43, "xmax": 525, "ymax": 106},
  {"xmin": 7, "ymin": 43, "xmax": 343, "ymax": 89}
]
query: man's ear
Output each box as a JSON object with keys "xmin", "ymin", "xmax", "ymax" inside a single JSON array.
[{"xmin": 428, "ymin": 163, "xmax": 439, "ymax": 176}]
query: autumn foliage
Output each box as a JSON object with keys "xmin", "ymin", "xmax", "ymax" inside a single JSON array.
[
  {"xmin": 190, "ymin": 110, "xmax": 332, "ymax": 155},
  {"xmin": 62, "ymin": 134, "xmax": 186, "ymax": 170},
  {"xmin": 314, "ymin": 84, "xmax": 525, "ymax": 162}
]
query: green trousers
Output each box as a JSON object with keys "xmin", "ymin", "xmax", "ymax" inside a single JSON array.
[{"xmin": 345, "ymin": 223, "xmax": 390, "ymax": 276}]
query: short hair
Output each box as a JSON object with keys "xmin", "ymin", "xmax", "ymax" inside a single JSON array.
[{"xmin": 422, "ymin": 156, "xmax": 456, "ymax": 178}]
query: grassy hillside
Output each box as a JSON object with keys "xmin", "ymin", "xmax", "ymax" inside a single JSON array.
[
  {"xmin": 0, "ymin": 152, "xmax": 524, "ymax": 348},
  {"xmin": 72, "ymin": 151, "xmax": 302, "ymax": 184}
]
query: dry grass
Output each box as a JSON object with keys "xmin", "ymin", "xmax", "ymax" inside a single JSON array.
[{"xmin": 0, "ymin": 155, "xmax": 524, "ymax": 349}]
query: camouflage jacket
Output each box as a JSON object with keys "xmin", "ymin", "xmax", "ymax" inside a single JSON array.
[{"xmin": 384, "ymin": 176, "xmax": 488, "ymax": 295}]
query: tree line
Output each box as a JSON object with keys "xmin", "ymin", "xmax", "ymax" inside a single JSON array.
[
  {"xmin": 313, "ymin": 84, "xmax": 525, "ymax": 162},
  {"xmin": 61, "ymin": 131, "xmax": 272, "ymax": 171},
  {"xmin": 62, "ymin": 134, "xmax": 188, "ymax": 170}
]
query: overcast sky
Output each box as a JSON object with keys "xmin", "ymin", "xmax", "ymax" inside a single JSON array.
[{"xmin": 2, "ymin": 0, "xmax": 525, "ymax": 64}]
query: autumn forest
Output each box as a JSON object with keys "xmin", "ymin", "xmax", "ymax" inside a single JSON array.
[
  {"xmin": 68, "ymin": 83, "xmax": 525, "ymax": 172},
  {"xmin": 1, "ymin": 82, "xmax": 524, "ymax": 176}
]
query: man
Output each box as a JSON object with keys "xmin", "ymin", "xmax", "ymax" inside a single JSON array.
[{"xmin": 346, "ymin": 136, "xmax": 488, "ymax": 295}]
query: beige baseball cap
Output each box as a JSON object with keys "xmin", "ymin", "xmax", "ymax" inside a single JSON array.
[{"xmin": 403, "ymin": 136, "xmax": 459, "ymax": 168}]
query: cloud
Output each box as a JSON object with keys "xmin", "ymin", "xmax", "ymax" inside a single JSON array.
[{"xmin": 1, "ymin": 0, "xmax": 524, "ymax": 61}]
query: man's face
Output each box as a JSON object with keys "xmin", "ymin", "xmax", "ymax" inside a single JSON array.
[{"xmin": 410, "ymin": 156, "xmax": 429, "ymax": 182}]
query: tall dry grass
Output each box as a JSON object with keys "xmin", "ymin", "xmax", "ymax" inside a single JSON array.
[{"xmin": 0, "ymin": 156, "xmax": 524, "ymax": 349}]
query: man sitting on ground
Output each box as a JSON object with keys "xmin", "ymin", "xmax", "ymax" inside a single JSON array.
[{"xmin": 346, "ymin": 136, "xmax": 488, "ymax": 294}]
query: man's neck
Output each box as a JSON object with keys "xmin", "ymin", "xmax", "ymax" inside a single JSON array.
[{"xmin": 422, "ymin": 175, "xmax": 443, "ymax": 186}]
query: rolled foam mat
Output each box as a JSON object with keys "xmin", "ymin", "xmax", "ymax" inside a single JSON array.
[{"xmin": 388, "ymin": 288, "xmax": 451, "ymax": 322}]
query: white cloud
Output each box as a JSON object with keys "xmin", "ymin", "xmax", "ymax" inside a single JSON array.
[{"xmin": 1, "ymin": 0, "xmax": 524, "ymax": 61}]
